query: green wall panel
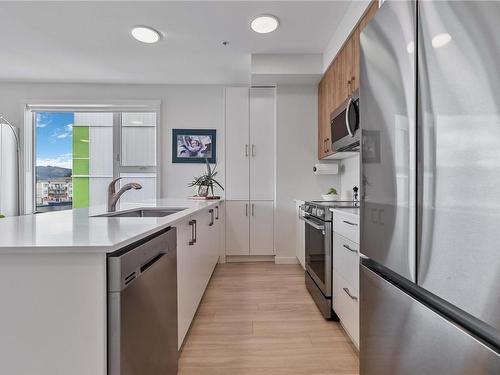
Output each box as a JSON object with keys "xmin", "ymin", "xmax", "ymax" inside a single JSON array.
[
  {"xmin": 73, "ymin": 159, "xmax": 89, "ymax": 175},
  {"xmin": 73, "ymin": 126, "xmax": 89, "ymax": 207},
  {"xmin": 73, "ymin": 127, "xmax": 89, "ymax": 159},
  {"xmin": 73, "ymin": 177, "xmax": 89, "ymax": 208}
]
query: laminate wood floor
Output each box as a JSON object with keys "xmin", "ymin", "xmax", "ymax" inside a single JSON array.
[{"xmin": 178, "ymin": 262, "xmax": 359, "ymax": 375}]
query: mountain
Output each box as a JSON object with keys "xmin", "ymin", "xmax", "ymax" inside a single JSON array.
[{"xmin": 36, "ymin": 166, "xmax": 72, "ymax": 180}]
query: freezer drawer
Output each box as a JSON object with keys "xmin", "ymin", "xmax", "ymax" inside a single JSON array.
[{"xmin": 360, "ymin": 264, "xmax": 500, "ymax": 374}]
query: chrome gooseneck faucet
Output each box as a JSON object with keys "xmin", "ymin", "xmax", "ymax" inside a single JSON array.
[{"xmin": 107, "ymin": 177, "xmax": 142, "ymax": 212}]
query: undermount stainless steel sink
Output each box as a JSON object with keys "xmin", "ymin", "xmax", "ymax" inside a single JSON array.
[{"xmin": 94, "ymin": 208, "xmax": 186, "ymax": 218}]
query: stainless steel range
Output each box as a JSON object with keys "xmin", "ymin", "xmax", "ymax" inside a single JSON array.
[{"xmin": 299, "ymin": 200, "xmax": 357, "ymax": 319}]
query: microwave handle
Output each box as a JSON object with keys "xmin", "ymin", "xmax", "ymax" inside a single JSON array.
[{"xmin": 345, "ymin": 97, "xmax": 354, "ymax": 137}]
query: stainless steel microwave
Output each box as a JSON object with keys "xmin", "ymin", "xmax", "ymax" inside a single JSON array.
[{"xmin": 330, "ymin": 90, "xmax": 360, "ymax": 153}]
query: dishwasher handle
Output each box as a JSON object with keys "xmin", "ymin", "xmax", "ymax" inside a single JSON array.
[{"xmin": 140, "ymin": 252, "xmax": 165, "ymax": 273}]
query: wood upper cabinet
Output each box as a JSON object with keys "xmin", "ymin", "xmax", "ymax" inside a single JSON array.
[
  {"xmin": 318, "ymin": 77, "xmax": 331, "ymax": 158},
  {"xmin": 317, "ymin": 0, "xmax": 379, "ymax": 159}
]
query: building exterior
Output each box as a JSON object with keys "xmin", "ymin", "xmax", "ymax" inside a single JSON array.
[{"xmin": 36, "ymin": 178, "xmax": 73, "ymax": 209}]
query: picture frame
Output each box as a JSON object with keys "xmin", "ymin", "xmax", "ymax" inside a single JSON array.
[{"xmin": 172, "ymin": 129, "xmax": 217, "ymax": 164}]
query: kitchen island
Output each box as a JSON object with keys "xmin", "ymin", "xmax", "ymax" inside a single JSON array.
[{"xmin": 0, "ymin": 198, "xmax": 223, "ymax": 375}]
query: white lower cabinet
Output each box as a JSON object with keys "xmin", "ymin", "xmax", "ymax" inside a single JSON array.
[
  {"xmin": 225, "ymin": 200, "xmax": 274, "ymax": 256},
  {"xmin": 332, "ymin": 209, "xmax": 360, "ymax": 348},
  {"xmin": 177, "ymin": 205, "xmax": 221, "ymax": 348},
  {"xmin": 225, "ymin": 201, "xmax": 250, "ymax": 255},
  {"xmin": 333, "ymin": 272, "xmax": 359, "ymax": 347},
  {"xmin": 250, "ymin": 201, "xmax": 274, "ymax": 255}
]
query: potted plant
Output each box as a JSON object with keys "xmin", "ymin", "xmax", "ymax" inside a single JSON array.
[
  {"xmin": 322, "ymin": 187, "xmax": 339, "ymax": 201},
  {"xmin": 188, "ymin": 159, "xmax": 224, "ymax": 198}
]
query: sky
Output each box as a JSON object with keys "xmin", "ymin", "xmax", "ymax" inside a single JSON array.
[{"xmin": 35, "ymin": 112, "xmax": 73, "ymax": 169}]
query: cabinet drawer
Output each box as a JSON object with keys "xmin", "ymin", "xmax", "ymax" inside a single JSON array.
[
  {"xmin": 333, "ymin": 233, "xmax": 359, "ymax": 292},
  {"xmin": 333, "ymin": 272, "xmax": 359, "ymax": 348},
  {"xmin": 333, "ymin": 211, "xmax": 359, "ymax": 243}
]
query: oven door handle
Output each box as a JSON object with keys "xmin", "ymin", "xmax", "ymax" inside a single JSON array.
[{"xmin": 299, "ymin": 216, "xmax": 326, "ymax": 231}]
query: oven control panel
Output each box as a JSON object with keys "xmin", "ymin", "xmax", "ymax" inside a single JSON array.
[{"xmin": 302, "ymin": 203, "xmax": 327, "ymax": 221}]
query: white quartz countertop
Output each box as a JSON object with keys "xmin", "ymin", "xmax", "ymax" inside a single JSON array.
[{"xmin": 0, "ymin": 198, "xmax": 221, "ymax": 254}]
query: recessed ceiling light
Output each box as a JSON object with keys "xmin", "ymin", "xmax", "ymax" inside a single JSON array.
[
  {"xmin": 131, "ymin": 26, "xmax": 162, "ymax": 44},
  {"xmin": 432, "ymin": 33, "xmax": 451, "ymax": 48},
  {"xmin": 251, "ymin": 15, "xmax": 279, "ymax": 34}
]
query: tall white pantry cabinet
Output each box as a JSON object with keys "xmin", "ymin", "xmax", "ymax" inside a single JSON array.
[{"xmin": 225, "ymin": 87, "xmax": 275, "ymax": 256}]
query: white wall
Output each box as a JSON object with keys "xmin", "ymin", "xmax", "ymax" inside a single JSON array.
[
  {"xmin": 275, "ymin": 85, "xmax": 340, "ymax": 259},
  {"xmin": 0, "ymin": 83, "xmax": 225, "ymax": 203},
  {"xmin": 339, "ymin": 154, "xmax": 360, "ymax": 201},
  {"xmin": 322, "ymin": 0, "xmax": 371, "ymax": 71}
]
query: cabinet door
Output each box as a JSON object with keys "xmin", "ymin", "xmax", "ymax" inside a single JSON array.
[
  {"xmin": 249, "ymin": 87, "xmax": 275, "ymax": 200},
  {"xmin": 250, "ymin": 201, "xmax": 274, "ymax": 255},
  {"xmin": 193, "ymin": 210, "xmax": 212, "ymax": 295},
  {"xmin": 225, "ymin": 201, "xmax": 250, "ymax": 255},
  {"xmin": 176, "ymin": 217, "xmax": 196, "ymax": 348},
  {"xmin": 225, "ymin": 87, "xmax": 250, "ymax": 200}
]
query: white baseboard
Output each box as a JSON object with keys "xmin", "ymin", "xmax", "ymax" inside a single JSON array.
[
  {"xmin": 274, "ymin": 256, "xmax": 300, "ymax": 265},
  {"xmin": 226, "ymin": 255, "xmax": 275, "ymax": 263}
]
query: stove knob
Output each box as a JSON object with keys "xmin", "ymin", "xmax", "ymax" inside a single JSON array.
[{"xmin": 317, "ymin": 208, "xmax": 324, "ymax": 217}]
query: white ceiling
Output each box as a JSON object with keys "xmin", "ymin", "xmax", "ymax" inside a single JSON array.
[{"xmin": 0, "ymin": 1, "xmax": 350, "ymax": 84}]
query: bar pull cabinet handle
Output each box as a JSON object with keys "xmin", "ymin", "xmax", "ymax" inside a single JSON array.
[
  {"xmin": 193, "ymin": 219, "xmax": 197, "ymax": 243},
  {"xmin": 245, "ymin": 144, "xmax": 249, "ymax": 157},
  {"xmin": 251, "ymin": 203, "xmax": 255, "ymax": 217},
  {"xmin": 245, "ymin": 203, "xmax": 249, "ymax": 217},
  {"xmin": 343, "ymin": 287, "xmax": 358, "ymax": 301},
  {"xmin": 343, "ymin": 220, "xmax": 358, "ymax": 226},
  {"xmin": 215, "ymin": 206, "xmax": 219, "ymax": 220},
  {"xmin": 209, "ymin": 209, "xmax": 214, "ymax": 226},
  {"xmin": 251, "ymin": 144, "xmax": 255, "ymax": 157},
  {"xmin": 343, "ymin": 244, "xmax": 358, "ymax": 253},
  {"xmin": 188, "ymin": 220, "xmax": 195, "ymax": 245}
]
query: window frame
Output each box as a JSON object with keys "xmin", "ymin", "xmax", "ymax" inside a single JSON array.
[{"xmin": 23, "ymin": 100, "xmax": 161, "ymax": 214}]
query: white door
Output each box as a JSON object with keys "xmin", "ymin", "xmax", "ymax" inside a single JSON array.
[
  {"xmin": 192, "ymin": 209, "xmax": 212, "ymax": 295},
  {"xmin": 225, "ymin": 201, "xmax": 250, "ymax": 255},
  {"xmin": 176, "ymin": 217, "xmax": 196, "ymax": 348},
  {"xmin": 249, "ymin": 87, "xmax": 275, "ymax": 201},
  {"xmin": 225, "ymin": 87, "xmax": 250, "ymax": 200},
  {"xmin": 250, "ymin": 201, "xmax": 274, "ymax": 255},
  {"xmin": 212, "ymin": 204, "xmax": 222, "ymax": 265}
]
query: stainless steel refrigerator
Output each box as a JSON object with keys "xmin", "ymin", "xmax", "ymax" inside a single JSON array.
[{"xmin": 359, "ymin": 1, "xmax": 500, "ymax": 373}]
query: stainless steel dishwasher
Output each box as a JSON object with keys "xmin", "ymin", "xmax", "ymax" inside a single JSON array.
[{"xmin": 108, "ymin": 227, "xmax": 177, "ymax": 375}]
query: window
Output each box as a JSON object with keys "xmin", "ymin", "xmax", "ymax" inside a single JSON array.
[{"xmin": 32, "ymin": 106, "xmax": 158, "ymax": 213}]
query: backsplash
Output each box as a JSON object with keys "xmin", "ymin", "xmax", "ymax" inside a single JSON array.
[{"xmin": 339, "ymin": 155, "xmax": 360, "ymax": 200}]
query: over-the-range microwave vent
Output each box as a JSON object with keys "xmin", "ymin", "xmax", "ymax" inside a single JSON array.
[{"xmin": 336, "ymin": 140, "xmax": 360, "ymax": 152}]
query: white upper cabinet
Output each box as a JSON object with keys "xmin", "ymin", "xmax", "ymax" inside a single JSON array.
[
  {"xmin": 249, "ymin": 87, "xmax": 275, "ymax": 201},
  {"xmin": 225, "ymin": 87, "xmax": 250, "ymax": 200}
]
